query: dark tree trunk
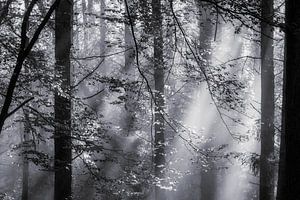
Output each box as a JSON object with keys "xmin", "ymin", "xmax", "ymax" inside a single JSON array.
[
  {"xmin": 260, "ymin": 0, "xmax": 275, "ymax": 199},
  {"xmin": 277, "ymin": 0, "xmax": 300, "ymax": 199},
  {"xmin": 21, "ymin": 111, "xmax": 31, "ymax": 200},
  {"xmin": 152, "ymin": 0, "xmax": 165, "ymax": 198},
  {"xmin": 54, "ymin": 0, "xmax": 73, "ymax": 199},
  {"xmin": 21, "ymin": 112, "xmax": 30, "ymax": 200},
  {"xmin": 22, "ymin": 2, "xmax": 30, "ymax": 199}
]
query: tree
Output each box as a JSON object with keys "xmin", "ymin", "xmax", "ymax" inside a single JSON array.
[
  {"xmin": 21, "ymin": 1, "xmax": 30, "ymax": 199},
  {"xmin": 277, "ymin": 0, "xmax": 300, "ymax": 199},
  {"xmin": 99, "ymin": 0, "xmax": 106, "ymax": 56},
  {"xmin": 54, "ymin": 0, "xmax": 73, "ymax": 199},
  {"xmin": 152, "ymin": 0, "xmax": 165, "ymax": 198},
  {"xmin": 260, "ymin": 0, "xmax": 275, "ymax": 199},
  {"xmin": 21, "ymin": 114, "xmax": 30, "ymax": 200},
  {"xmin": 122, "ymin": 0, "xmax": 136, "ymax": 134},
  {"xmin": 81, "ymin": 0, "xmax": 88, "ymax": 50},
  {"xmin": 195, "ymin": 2, "xmax": 217, "ymax": 200},
  {"xmin": 0, "ymin": 0, "xmax": 60, "ymax": 134}
]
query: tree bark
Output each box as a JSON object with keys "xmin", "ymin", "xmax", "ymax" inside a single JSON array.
[
  {"xmin": 260, "ymin": 0, "xmax": 275, "ymax": 199},
  {"xmin": 152, "ymin": 0, "xmax": 165, "ymax": 199},
  {"xmin": 276, "ymin": 0, "xmax": 300, "ymax": 199},
  {"xmin": 54, "ymin": 0, "xmax": 73, "ymax": 199}
]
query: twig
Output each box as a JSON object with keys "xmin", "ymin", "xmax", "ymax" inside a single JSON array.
[
  {"xmin": 6, "ymin": 97, "xmax": 34, "ymax": 119},
  {"xmin": 82, "ymin": 89, "xmax": 105, "ymax": 100},
  {"xmin": 72, "ymin": 58, "xmax": 104, "ymax": 88},
  {"xmin": 72, "ymin": 48, "xmax": 133, "ymax": 60},
  {"xmin": 214, "ymin": 5, "xmax": 219, "ymax": 41}
]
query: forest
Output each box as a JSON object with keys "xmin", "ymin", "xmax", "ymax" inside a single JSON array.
[{"xmin": 0, "ymin": 0, "xmax": 299, "ymax": 199}]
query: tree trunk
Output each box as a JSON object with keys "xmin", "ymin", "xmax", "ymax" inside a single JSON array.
[
  {"xmin": 21, "ymin": 1, "xmax": 30, "ymax": 199},
  {"xmin": 152, "ymin": 0, "xmax": 165, "ymax": 198},
  {"xmin": 54, "ymin": 0, "xmax": 73, "ymax": 199},
  {"xmin": 122, "ymin": 0, "xmax": 136, "ymax": 134},
  {"xmin": 21, "ymin": 111, "xmax": 30, "ymax": 200},
  {"xmin": 87, "ymin": 0, "xmax": 94, "ymax": 44},
  {"xmin": 99, "ymin": 0, "xmax": 106, "ymax": 56},
  {"xmin": 87, "ymin": 0, "xmax": 94, "ymax": 25},
  {"xmin": 196, "ymin": 2, "xmax": 216, "ymax": 200},
  {"xmin": 81, "ymin": 0, "xmax": 88, "ymax": 50},
  {"xmin": 197, "ymin": 2, "xmax": 214, "ymax": 68},
  {"xmin": 277, "ymin": 0, "xmax": 300, "ymax": 199},
  {"xmin": 124, "ymin": 4, "xmax": 135, "ymax": 73},
  {"xmin": 260, "ymin": 0, "xmax": 275, "ymax": 199}
]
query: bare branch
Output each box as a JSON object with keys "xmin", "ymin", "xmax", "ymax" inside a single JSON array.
[{"xmin": 5, "ymin": 97, "xmax": 34, "ymax": 119}]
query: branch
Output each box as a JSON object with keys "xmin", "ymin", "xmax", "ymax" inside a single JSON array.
[
  {"xmin": 0, "ymin": 0, "xmax": 61, "ymax": 134},
  {"xmin": 124, "ymin": 0, "xmax": 153, "ymax": 96},
  {"xmin": 24, "ymin": 0, "xmax": 61, "ymax": 56},
  {"xmin": 125, "ymin": 0, "xmax": 220, "ymax": 149},
  {"xmin": 82, "ymin": 89, "xmax": 105, "ymax": 100},
  {"xmin": 5, "ymin": 97, "xmax": 34, "ymax": 119},
  {"xmin": 21, "ymin": 0, "xmax": 39, "ymax": 50},
  {"xmin": 219, "ymin": 55, "xmax": 283, "ymax": 66},
  {"xmin": 72, "ymin": 58, "xmax": 104, "ymax": 88},
  {"xmin": 72, "ymin": 48, "xmax": 133, "ymax": 60},
  {"xmin": 169, "ymin": 0, "xmax": 238, "ymax": 140}
]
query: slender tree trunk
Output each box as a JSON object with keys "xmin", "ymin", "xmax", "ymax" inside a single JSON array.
[
  {"xmin": 196, "ymin": 2, "xmax": 216, "ymax": 200},
  {"xmin": 99, "ymin": 0, "xmax": 106, "ymax": 56},
  {"xmin": 152, "ymin": 0, "xmax": 165, "ymax": 199},
  {"xmin": 124, "ymin": 8, "xmax": 135, "ymax": 73},
  {"xmin": 277, "ymin": 0, "xmax": 300, "ymax": 199},
  {"xmin": 21, "ymin": 154, "xmax": 29, "ymax": 200},
  {"xmin": 260, "ymin": 0, "xmax": 275, "ymax": 200},
  {"xmin": 87, "ymin": 0, "xmax": 94, "ymax": 44},
  {"xmin": 122, "ymin": 0, "xmax": 136, "ymax": 134},
  {"xmin": 82, "ymin": 0, "xmax": 87, "ymax": 50},
  {"xmin": 87, "ymin": 0, "xmax": 94, "ymax": 24},
  {"xmin": 21, "ymin": 111, "xmax": 30, "ymax": 200},
  {"xmin": 54, "ymin": 0, "xmax": 73, "ymax": 199},
  {"xmin": 21, "ymin": 2, "xmax": 30, "ymax": 199}
]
